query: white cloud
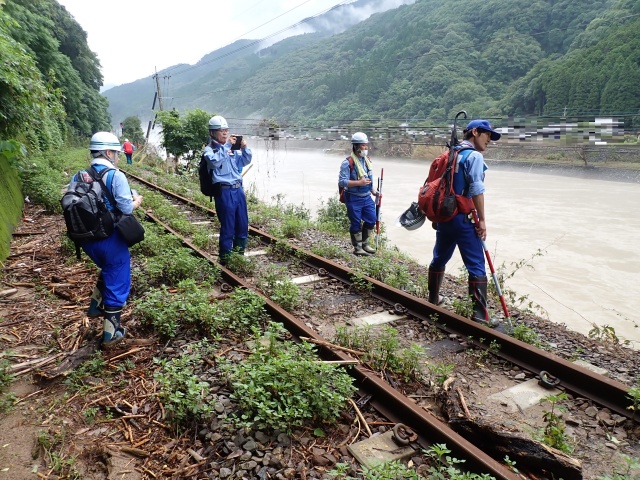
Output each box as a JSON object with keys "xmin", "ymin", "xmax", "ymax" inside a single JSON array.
[{"xmin": 57, "ymin": 0, "xmax": 348, "ymax": 86}]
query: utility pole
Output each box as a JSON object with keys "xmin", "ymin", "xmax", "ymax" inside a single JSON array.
[{"xmin": 147, "ymin": 69, "xmax": 165, "ymax": 143}]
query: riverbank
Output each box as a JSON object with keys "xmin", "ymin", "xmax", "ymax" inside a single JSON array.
[{"xmin": 272, "ymin": 138, "xmax": 640, "ymax": 183}]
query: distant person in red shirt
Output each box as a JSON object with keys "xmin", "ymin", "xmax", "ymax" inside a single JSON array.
[{"xmin": 122, "ymin": 139, "xmax": 134, "ymax": 164}]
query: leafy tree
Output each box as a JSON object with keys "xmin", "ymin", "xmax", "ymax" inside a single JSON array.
[
  {"xmin": 3, "ymin": 0, "xmax": 109, "ymax": 136},
  {"xmin": 155, "ymin": 108, "xmax": 212, "ymax": 169},
  {"xmin": 0, "ymin": 3, "xmax": 65, "ymax": 151},
  {"xmin": 121, "ymin": 116, "xmax": 144, "ymax": 146}
]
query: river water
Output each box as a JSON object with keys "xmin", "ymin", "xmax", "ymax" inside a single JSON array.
[{"xmin": 243, "ymin": 144, "xmax": 640, "ymax": 348}]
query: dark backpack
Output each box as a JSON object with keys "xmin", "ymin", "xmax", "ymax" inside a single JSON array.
[
  {"xmin": 417, "ymin": 147, "xmax": 475, "ymax": 223},
  {"xmin": 61, "ymin": 166, "xmax": 116, "ymax": 255},
  {"xmin": 199, "ymin": 151, "xmax": 217, "ymax": 201},
  {"xmin": 338, "ymin": 157, "xmax": 355, "ymax": 204}
]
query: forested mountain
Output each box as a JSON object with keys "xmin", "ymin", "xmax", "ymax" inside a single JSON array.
[
  {"xmin": 106, "ymin": 0, "xmax": 639, "ymax": 128},
  {"xmin": 0, "ymin": 0, "xmax": 109, "ymax": 151}
]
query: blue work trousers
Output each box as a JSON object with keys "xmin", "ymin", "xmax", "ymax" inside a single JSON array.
[
  {"xmin": 345, "ymin": 192, "xmax": 376, "ymax": 232},
  {"xmin": 214, "ymin": 187, "xmax": 248, "ymax": 257},
  {"xmin": 82, "ymin": 231, "xmax": 131, "ymax": 308},
  {"xmin": 430, "ymin": 213, "xmax": 486, "ymax": 277}
]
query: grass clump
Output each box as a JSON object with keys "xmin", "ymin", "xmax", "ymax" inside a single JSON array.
[
  {"xmin": 143, "ymin": 247, "xmax": 220, "ymax": 286},
  {"xmin": 316, "ymin": 197, "xmax": 350, "ymax": 235},
  {"xmin": 0, "ymin": 360, "xmax": 16, "ymax": 412},
  {"xmin": 334, "ymin": 325, "xmax": 425, "ymax": 382},
  {"xmin": 257, "ymin": 264, "xmax": 303, "ymax": 312},
  {"xmin": 224, "ymin": 323, "xmax": 356, "ymax": 432},
  {"xmin": 153, "ymin": 339, "xmax": 217, "ymax": 429}
]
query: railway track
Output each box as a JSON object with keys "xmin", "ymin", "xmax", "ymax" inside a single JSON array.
[{"xmin": 123, "ymin": 168, "xmax": 637, "ymax": 479}]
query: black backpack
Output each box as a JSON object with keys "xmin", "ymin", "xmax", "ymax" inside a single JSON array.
[
  {"xmin": 198, "ymin": 150, "xmax": 217, "ymax": 201},
  {"xmin": 61, "ymin": 166, "xmax": 116, "ymax": 256}
]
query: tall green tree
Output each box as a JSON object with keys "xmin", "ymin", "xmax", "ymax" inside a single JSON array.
[
  {"xmin": 3, "ymin": 0, "xmax": 109, "ymax": 137},
  {"xmin": 156, "ymin": 109, "xmax": 212, "ymax": 169},
  {"xmin": 0, "ymin": 2, "xmax": 66, "ymax": 151},
  {"xmin": 121, "ymin": 116, "xmax": 145, "ymax": 146}
]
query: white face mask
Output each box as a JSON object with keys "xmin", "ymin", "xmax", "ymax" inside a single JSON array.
[{"xmin": 360, "ymin": 149, "xmax": 368, "ymax": 157}]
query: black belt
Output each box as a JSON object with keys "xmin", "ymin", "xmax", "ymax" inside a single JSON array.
[{"xmin": 219, "ymin": 182, "xmax": 242, "ymax": 190}]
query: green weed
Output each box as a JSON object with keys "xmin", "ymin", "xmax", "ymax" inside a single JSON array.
[
  {"xmin": 257, "ymin": 264, "xmax": 303, "ymax": 312},
  {"xmin": 598, "ymin": 454, "xmax": 640, "ymax": 479},
  {"xmin": 539, "ymin": 393, "xmax": 573, "ymax": 454},
  {"xmin": 153, "ymin": 339, "xmax": 217, "ymax": 428},
  {"xmin": 224, "ymin": 323, "xmax": 356, "ymax": 432},
  {"xmin": 334, "ymin": 325, "xmax": 425, "ymax": 382}
]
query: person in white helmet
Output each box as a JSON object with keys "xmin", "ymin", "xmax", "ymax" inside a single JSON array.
[
  {"xmin": 203, "ymin": 115, "xmax": 252, "ymax": 264},
  {"xmin": 76, "ymin": 131, "xmax": 143, "ymax": 348},
  {"xmin": 338, "ymin": 132, "xmax": 378, "ymax": 255}
]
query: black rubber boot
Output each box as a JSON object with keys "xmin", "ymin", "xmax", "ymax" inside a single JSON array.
[
  {"xmin": 361, "ymin": 228, "xmax": 376, "ymax": 254},
  {"xmin": 350, "ymin": 231, "xmax": 369, "ymax": 256},
  {"xmin": 428, "ymin": 267, "xmax": 447, "ymax": 305},
  {"xmin": 102, "ymin": 308, "xmax": 126, "ymax": 348},
  {"xmin": 469, "ymin": 275, "xmax": 499, "ymax": 327},
  {"xmin": 233, "ymin": 237, "xmax": 247, "ymax": 255},
  {"xmin": 87, "ymin": 274, "xmax": 105, "ymax": 317}
]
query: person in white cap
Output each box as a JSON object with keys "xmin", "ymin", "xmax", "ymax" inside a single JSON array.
[{"xmin": 338, "ymin": 132, "xmax": 378, "ymax": 255}]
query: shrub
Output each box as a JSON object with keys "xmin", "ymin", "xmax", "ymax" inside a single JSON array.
[{"xmin": 225, "ymin": 323, "xmax": 356, "ymax": 432}]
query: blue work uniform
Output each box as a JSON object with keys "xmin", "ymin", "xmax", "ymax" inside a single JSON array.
[
  {"xmin": 203, "ymin": 139, "xmax": 252, "ymax": 258},
  {"xmin": 430, "ymin": 141, "xmax": 487, "ymax": 277},
  {"xmin": 73, "ymin": 158, "xmax": 135, "ymax": 309},
  {"xmin": 338, "ymin": 155, "xmax": 377, "ymax": 232}
]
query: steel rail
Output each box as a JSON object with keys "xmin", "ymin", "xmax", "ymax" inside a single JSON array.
[
  {"xmin": 126, "ymin": 170, "xmax": 633, "ymax": 419},
  {"xmin": 143, "ymin": 211, "xmax": 518, "ymax": 479}
]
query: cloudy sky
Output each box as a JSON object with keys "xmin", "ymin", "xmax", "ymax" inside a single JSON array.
[{"xmin": 57, "ymin": 0, "xmax": 354, "ymax": 89}]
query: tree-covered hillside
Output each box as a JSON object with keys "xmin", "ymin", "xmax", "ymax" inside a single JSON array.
[
  {"xmin": 105, "ymin": 0, "xmax": 639, "ymax": 129},
  {"xmin": 0, "ymin": 0, "xmax": 110, "ymax": 151}
]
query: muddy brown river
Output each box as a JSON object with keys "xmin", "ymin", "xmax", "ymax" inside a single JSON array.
[{"xmin": 244, "ymin": 144, "xmax": 640, "ymax": 348}]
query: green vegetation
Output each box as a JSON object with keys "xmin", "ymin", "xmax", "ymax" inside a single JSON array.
[
  {"xmin": 257, "ymin": 264, "xmax": 303, "ymax": 312},
  {"xmin": 626, "ymin": 378, "xmax": 640, "ymax": 417},
  {"xmin": 64, "ymin": 352, "xmax": 108, "ymax": 393},
  {"xmin": 106, "ymin": 0, "xmax": 638, "ymax": 128},
  {"xmin": 598, "ymin": 454, "xmax": 640, "ymax": 480},
  {"xmin": 136, "ymin": 281, "xmax": 266, "ymax": 339},
  {"xmin": 224, "ymin": 323, "xmax": 356, "ymax": 432},
  {"xmin": 539, "ymin": 393, "xmax": 574, "ymax": 454},
  {"xmin": 0, "ymin": 359, "xmax": 16, "ymax": 412},
  {"xmin": 153, "ymin": 339, "xmax": 218, "ymax": 428},
  {"xmin": 1, "ymin": 0, "xmax": 109, "ymax": 149},
  {"xmin": 334, "ymin": 325, "xmax": 425, "ymax": 382},
  {"xmin": 35, "ymin": 430, "xmax": 81, "ymax": 480},
  {"xmin": 0, "ymin": 144, "xmax": 24, "ymax": 262},
  {"xmin": 327, "ymin": 443, "xmax": 496, "ymax": 479}
]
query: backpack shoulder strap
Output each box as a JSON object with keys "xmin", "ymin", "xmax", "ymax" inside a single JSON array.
[{"xmin": 92, "ymin": 166, "xmax": 118, "ymax": 211}]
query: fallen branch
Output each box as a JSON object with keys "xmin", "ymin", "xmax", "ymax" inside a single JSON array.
[
  {"xmin": 348, "ymin": 398, "xmax": 372, "ymax": 438},
  {"xmin": 300, "ymin": 336, "xmax": 364, "ymax": 357}
]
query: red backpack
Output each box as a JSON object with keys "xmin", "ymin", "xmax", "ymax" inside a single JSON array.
[
  {"xmin": 123, "ymin": 142, "xmax": 133, "ymax": 154},
  {"xmin": 417, "ymin": 147, "xmax": 475, "ymax": 223}
]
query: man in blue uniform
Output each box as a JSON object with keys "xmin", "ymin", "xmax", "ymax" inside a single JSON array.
[
  {"xmin": 338, "ymin": 132, "xmax": 378, "ymax": 255},
  {"xmin": 203, "ymin": 115, "xmax": 252, "ymax": 264},
  {"xmin": 79, "ymin": 132, "xmax": 144, "ymax": 347},
  {"xmin": 428, "ymin": 119, "xmax": 501, "ymax": 326}
]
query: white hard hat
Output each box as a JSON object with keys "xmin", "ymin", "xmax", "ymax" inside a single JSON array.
[
  {"xmin": 396, "ymin": 202, "xmax": 426, "ymax": 231},
  {"xmin": 351, "ymin": 132, "xmax": 368, "ymax": 144},
  {"xmin": 208, "ymin": 115, "xmax": 229, "ymax": 130},
  {"xmin": 124, "ymin": 138, "xmax": 129, "ymax": 142},
  {"xmin": 89, "ymin": 132, "xmax": 122, "ymax": 152}
]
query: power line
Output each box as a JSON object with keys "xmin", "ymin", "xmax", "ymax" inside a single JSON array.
[
  {"xmin": 168, "ymin": 11, "xmax": 640, "ymax": 97},
  {"xmin": 164, "ymin": 0, "xmax": 352, "ymax": 78}
]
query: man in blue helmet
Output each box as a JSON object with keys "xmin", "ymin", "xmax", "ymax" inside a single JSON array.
[
  {"xmin": 203, "ymin": 115, "xmax": 252, "ymax": 264},
  {"xmin": 79, "ymin": 131, "xmax": 144, "ymax": 348},
  {"xmin": 338, "ymin": 132, "xmax": 378, "ymax": 255},
  {"xmin": 427, "ymin": 119, "xmax": 501, "ymax": 327}
]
